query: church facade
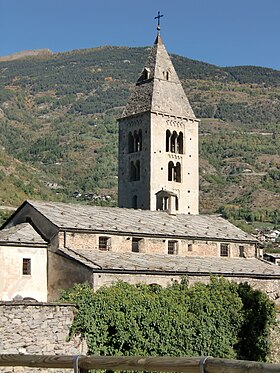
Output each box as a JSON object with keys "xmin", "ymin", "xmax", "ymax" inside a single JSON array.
[{"xmin": 1, "ymin": 31, "xmax": 280, "ymax": 303}]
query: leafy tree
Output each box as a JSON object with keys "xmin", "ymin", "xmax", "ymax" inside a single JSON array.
[
  {"xmin": 61, "ymin": 277, "xmax": 276, "ymax": 361},
  {"xmin": 236, "ymin": 282, "xmax": 276, "ymax": 361}
]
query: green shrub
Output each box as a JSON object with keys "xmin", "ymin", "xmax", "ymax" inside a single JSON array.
[{"xmin": 61, "ymin": 277, "xmax": 276, "ymax": 361}]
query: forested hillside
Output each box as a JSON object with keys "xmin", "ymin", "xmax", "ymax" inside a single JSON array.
[{"xmin": 0, "ymin": 46, "xmax": 279, "ymax": 230}]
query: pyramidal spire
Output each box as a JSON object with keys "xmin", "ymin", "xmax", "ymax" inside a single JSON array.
[{"xmin": 122, "ymin": 33, "xmax": 195, "ymax": 119}]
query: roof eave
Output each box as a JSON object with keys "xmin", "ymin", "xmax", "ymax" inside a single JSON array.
[{"xmin": 0, "ymin": 241, "xmax": 47, "ymax": 247}]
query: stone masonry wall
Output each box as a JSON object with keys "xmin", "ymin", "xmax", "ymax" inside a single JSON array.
[
  {"xmin": 0, "ymin": 302, "xmax": 87, "ymax": 373},
  {"xmin": 93, "ymin": 272, "xmax": 280, "ymax": 305},
  {"xmin": 60, "ymin": 231, "xmax": 256, "ymax": 258}
]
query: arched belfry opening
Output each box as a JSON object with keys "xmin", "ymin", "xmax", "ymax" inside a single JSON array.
[
  {"xmin": 178, "ymin": 132, "xmax": 183, "ymax": 154},
  {"xmin": 128, "ymin": 130, "xmax": 142, "ymax": 153},
  {"xmin": 136, "ymin": 130, "xmax": 142, "ymax": 152},
  {"xmin": 130, "ymin": 160, "xmax": 140, "ymax": 181},
  {"xmin": 175, "ymin": 162, "xmax": 181, "ymax": 182},
  {"xmin": 130, "ymin": 161, "xmax": 136, "ymax": 181},
  {"xmin": 128, "ymin": 132, "xmax": 134, "ymax": 153},
  {"xmin": 166, "ymin": 130, "xmax": 184, "ymax": 154},
  {"xmin": 166, "ymin": 130, "xmax": 171, "ymax": 152},
  {"xmin": 168, "ymin": 161, "xmax": 173, "ymax": 181},
  {"xmin": 168, "ymin": 162, "xmax": 182, "ymax": 183}
]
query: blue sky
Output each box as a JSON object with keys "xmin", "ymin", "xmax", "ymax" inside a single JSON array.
[{"xmin": 1, "ymin": 0, "xmax": 280, "ymax": 70}]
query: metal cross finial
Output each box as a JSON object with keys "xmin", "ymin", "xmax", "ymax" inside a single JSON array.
[{"xmin": 154, "ymin": 11, "xmax": 164, "ymax": 33}]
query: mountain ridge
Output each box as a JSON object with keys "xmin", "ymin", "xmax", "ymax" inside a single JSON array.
[{"xmin": 1, "ymin": 46, "xmax": 280, "ymax": 73}]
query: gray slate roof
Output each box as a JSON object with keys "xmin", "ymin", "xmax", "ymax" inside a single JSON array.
[
  {"xmin": 121, "ymin": 35, "xmax": 196, "ymax": 119},
  {"xmin": 0, "ymin": 223, "xmax": 47, "ymax": 245},
  {"xmin": 59, "ymin": 247, "xmax": 280, "ymax": 278},
  {"xmin": 28, "ymin": 200, "xmax": 256, "ymax": 243}
]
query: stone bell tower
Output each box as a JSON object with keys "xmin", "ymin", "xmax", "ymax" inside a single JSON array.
[{"xmin": 118, "ymin": 24, "xmax": 199, "ymax": 214}]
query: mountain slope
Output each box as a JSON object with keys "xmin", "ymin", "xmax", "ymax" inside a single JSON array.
[
  {"xmin": 0, "ymin": 150, "xmax": 61, "ymax": 204},
  {"xmin": 0, "ymin": 46, "xmax": 279, "ymax": 228}
]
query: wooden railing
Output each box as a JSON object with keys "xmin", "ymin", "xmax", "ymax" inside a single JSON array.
[{"xmin": 0, "ymin": 355, "xmax": 280, "ymax": 372}]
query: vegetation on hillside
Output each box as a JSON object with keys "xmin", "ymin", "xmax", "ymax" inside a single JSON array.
[
  {"xmin": 0, "ymin": 150, "xmax": 59, "ymax": 205},
  {"xmin": 61, "ymin": 278, "xmax": 276, "ymax": 362},
  {"xmin": 0, "ymin": 45, "xmax": 279, "ymax": 230}
]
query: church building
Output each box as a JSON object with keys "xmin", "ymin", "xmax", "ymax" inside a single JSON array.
[{"xmin": 1, "ymin": 26, "xmax": 280, "ymax": 303}]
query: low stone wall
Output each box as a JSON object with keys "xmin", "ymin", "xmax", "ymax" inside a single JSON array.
[
  {"xmin": 93, "ymin": 273, "xmax": 280, "ymax": 305},
  {"xmin": 187, "ymin": 275, "xmax": 280, "ymax": 305},
  {"xmin": 0, "ymin": 302, "xmax": 87, "ymax": 372}
]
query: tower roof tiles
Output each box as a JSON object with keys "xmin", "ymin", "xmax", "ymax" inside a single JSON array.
[{"xmin": 121, "ymin": 35, "xmax": 196, "ymax": 119}]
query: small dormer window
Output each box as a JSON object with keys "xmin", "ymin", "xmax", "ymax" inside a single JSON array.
[
  {"xmin": 143, "ymin": 67, "xmax": 150, "ymax": 80},
  {"xmin": 163, "ymin": 71, "xmax": 170, "ymax": 80}
]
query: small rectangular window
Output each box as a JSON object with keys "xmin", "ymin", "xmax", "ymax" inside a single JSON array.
[
  {"xmin": 188, "ymin": 244, "xmax": 193, "ymax": 252},
  {"xmin": 168, "ymin": 241, "xmax": 177, "ymax": 255},
  {"xmin": 132, "ymin": 238, "xmax": 141, "ymax": 253},
  {"xmin": 99, "ymin": 237, "xmax": 110, "ymax": 251},
  {"xmin": 239, "ymin": 245, "xmax": 245, "ymax": 258},
  {"xmin": 220, "ymin": 244, "xmax": 229, "ymax": 257},
  {"xmin": 22, "ymin": 258, "xmax": 31, "ymax": 275}
]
